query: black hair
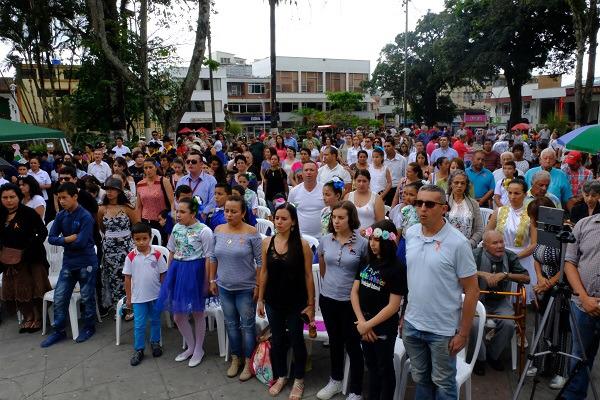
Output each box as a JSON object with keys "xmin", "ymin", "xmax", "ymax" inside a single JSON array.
[
  {"xmin": 367, "ymin": 220, "xmax": 399, "ymax": 267},
  {"xmin": 286, "ymin": 146, "xmax": 297, "ymax": 156},
  {"xmin": 372, "ymin": 147, "xmax": 384, "ymax": 158},
  {"xmin": 328, "ymin": 200, "xmax": 360, "ymax": 233},
  {"xmin": 434, "ymin": 156, "xmax": 449, "ymax": 169},
  {"xmin": 57, "ymin": 182, "xmax": 79, "ymax": 197},
  {"xmin": 175, "ymin": 184, "xmax": 193, "ymax": 199},
  {"xmin": 116, "ymin": 136, "xmax": 124, "ymax": 142},
  {"xmin": 357, "ymin": 150, "xmax": 368, "ymax": 159},
  {"xmin": 17, "ymin": 175, "xmax": 43, "ymax": 198},
  {"xmin": 323, "ymin": 180, "xmax": 344, "ymax": 199},
  {"xmin": 508, "ymin": 176, "xmax": 528, "ymax": 193},
  {"xmin": 131, "ymin": 222, "xmax": 152, "ymax": 236},
  {"xmin": 102, "ymin": 186, "xmax": 128, "ymax": 205},
  {"xmin": 234, "ymin": 154, "xmax": 247, "ymax": 164},
  {"xmin": 407, "ymin": 162, "xmax": 423, "ymax": 180},
  {"xmin": 404, "ymin": 180, "xmax": 424, "ymax": 193},
  {"xmin": 208, "ymin": 155, "xmax": 227, "ymax": 183},
  {"xmin": 159, "ymin": 209, "xmax": 171, "ymax": 220},
  {"xmin": 355, "ymin": 169, "xmax": 371, "ymax": 181},
  {"xmin": 512, "ymin": 143, "xmax": 524, "ymax": 153},
  {"xmin": 300, "ymin": 147, "xmax": 310, "ymax": 155},
  {"xmin": 232, "ymin": 184, "xmax": 246, "ymax": 197},
  {"xmin": 274, "ymin": 203, "xmax": 304, "ymax": 266},
  {"xmin": 179, "ymin": 197, "xmax": 199, "ymax": 215},
  {"xmin": 226, "ymin": 194, "xmax": 247, "ymax": 216},
  {"xmin": 0, "ymin": 183, "xmax": 24, "ymax": 201},
  {"xmin": 215, "ymin": 182, "xmax": 232, "ymax": 195}
]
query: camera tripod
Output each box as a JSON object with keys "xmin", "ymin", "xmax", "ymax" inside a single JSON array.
[{"xmin": 512, "ymin": 230, "xmax": 599, "ymax": 400}]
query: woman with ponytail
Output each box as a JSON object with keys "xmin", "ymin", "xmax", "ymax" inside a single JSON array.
[{"xmin": 158, "ymin": 196, "xmax": 214, "ymax": 367}]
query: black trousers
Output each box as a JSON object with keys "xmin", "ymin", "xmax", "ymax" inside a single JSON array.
[
  {"xmin": 320, "ymin": 295, "xmax": 364, "ymax": 395},
  {"xmin": 362, "ymin": 334, "xmax": 396, "ymax": 400},
  {"xmin": 265, "ymin": 304, "xmax": 307, "ymax": 380},
  {"xmin": 383, "ymin": 188, "xmax": 396, "ymax": 206}
]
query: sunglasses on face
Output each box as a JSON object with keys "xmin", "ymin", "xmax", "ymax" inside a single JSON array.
[
  {"xmin": 415, "ymin": 200, "xmax": 445, "ymax": 209},
  {"xmin": 59, "ymin": 177, "xmax": 72, "ymax": 182},
  {"xmin": 186, "ymin": 159, "xmax": 199, "ymax": 165}
]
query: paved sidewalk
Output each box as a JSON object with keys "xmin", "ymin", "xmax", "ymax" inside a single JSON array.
[{"xmin": 0, "ymin": 314, "xmax": 597, "ymax": 400}]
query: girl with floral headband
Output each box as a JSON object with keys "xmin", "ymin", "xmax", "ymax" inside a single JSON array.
[
  {"xmin": 320, "ymin": 177, "xmax": 345, "ymax": 236},
  {"xmin": 351, "ymin": 220, "xmax": 407, "ymax": 400},
  {"xmin": 158, "ymin": 196, "xmax": 214, "ymax": 367}
]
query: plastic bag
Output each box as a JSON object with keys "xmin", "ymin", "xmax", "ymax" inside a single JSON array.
[{"xmin": 250, "ymin": 327, "xmax": 273, "ymax": 385}]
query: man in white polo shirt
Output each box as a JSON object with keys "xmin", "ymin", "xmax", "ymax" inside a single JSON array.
[
  {"xmin": 317, "ymin": 147, "xmax": 351, "ymax": 190},
  {"xmin": 403, "ymin": 184, "xmax": 479, "ymax": 399},
  {"xmin": 112, "ymin": 137, "xmax": 130, "ymax": 158},
  {"xmin": 383, "ymin": 136, "xmax": 407, "ymax": 205},
  {"xmin": 87, "ymin": 149, "xmax": 112, "ymax": 183},
  {"xmin": 288, "ymin": 161, "xmax": 324, "ymax": 238}
]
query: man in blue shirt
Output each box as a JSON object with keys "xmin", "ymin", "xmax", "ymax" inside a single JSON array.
[
  {"xmin": 466, "ymin": 150, "xmax": 496, "ymax": 208},
  {"xmin": 283, "ymin": 130, "xmax": 298, "ymax": 151},
  {"xmin": 176, "ymin": 151, "xmax": 217, "ymax": 218},
  {"xmin": 41, "ymin": 182, "xmax": 98, "ymax": 347},
  {"xmin": 430, "ymin": 135, "xmax": 459, "ymax": 165},
  {"xmin": 524, "ymin": 148, "xmax": 574, "ymax": 209}
]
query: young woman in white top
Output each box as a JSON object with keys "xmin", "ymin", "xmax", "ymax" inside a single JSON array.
[
  {"xmin": 18, "ymin": 175, "xmax": 45, "ymax": 220},
  {"xmin": 368, "ymin": 148, "xmax": 392, "ymax": 198},
  {"xmin": 344, "ymin": 169, "xmax": 385, "ymax": 235}
]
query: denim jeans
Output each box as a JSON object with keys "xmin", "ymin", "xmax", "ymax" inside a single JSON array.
[
  {"xmin": 402, "ymin": 320, "xmax": 457, "ymax": 400},
  {"xmin": 563, "ymin": 303, "xmax": 600, "ymax": 400},
  {"xmin": 53, "ymin": 264, "xmax": 98, "ymax": 332},
  {"xmin": 265, "ymin": 304, "xmax": 307, "ymax": 380},
  {"xmin": 219, "ymin": 287, "xmax": 256, "ymax": 358},
  {"xmin": 132, "ymin": 300, "xmax": 161, "ymax": 351}
]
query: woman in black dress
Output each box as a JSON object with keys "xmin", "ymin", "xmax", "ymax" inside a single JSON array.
[{"xmin": 0, "ymin": 184, "xmax": 51, "ymax": 333}]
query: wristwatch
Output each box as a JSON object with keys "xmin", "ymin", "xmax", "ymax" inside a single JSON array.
[{"xmin": 503, "ymin": 271, "xmax": 509, "ymax": 280}]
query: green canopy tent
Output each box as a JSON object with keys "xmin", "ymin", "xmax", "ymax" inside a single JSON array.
[{"xmin": 0, "ymin": 118, "xmax": 67, "ymax": 151}]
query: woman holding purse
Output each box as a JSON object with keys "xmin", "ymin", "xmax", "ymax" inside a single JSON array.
[{"xmin": 0, "ymin": 183, "xmax": 51, "ymax": 333}]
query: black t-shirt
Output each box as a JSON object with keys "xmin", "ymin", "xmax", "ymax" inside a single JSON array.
[
  {"xmin": 128, "ymin": 165, "xmax": 145, "ymax": 184},
  {"xmin": 264, "ymin": 168, "xmax": 287, "ymax": 201},
  {"xmin": 355, "ymin": 260, "xmax": 407, "ymax": 335}
]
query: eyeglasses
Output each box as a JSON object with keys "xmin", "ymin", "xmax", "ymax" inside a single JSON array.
[
  {"xmin": 415, "ymin": 200, "xmax": 445, "ymax": 209},
  {"xmin": 58, "ymin": 177, "xmax": 72, "ymax": 182},
  {"xmin": 186, "ymin": 159, "xmax": 199, "ymax": 165}
]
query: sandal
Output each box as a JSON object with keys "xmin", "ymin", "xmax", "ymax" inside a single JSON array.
[
  {"xmin": 288, "ymin": 379, "xmax": 304, "ymax": 400},
  {"xmin": 269, "ymin": 377, "xmax": 287, "ymax": 396},
  {"xmin": 19, "ymin": 320, "xmax": 33, "ymax": 334},
  {"xmin": 27, "ymin": 320, "xmax": 42, "ymax": 333},
  {"xmin": 124, "ymin": 310, "xmax": 134, "ymax": 322}
]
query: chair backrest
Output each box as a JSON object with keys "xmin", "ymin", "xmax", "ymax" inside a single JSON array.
[
  {"xmin": 44, "ymin": 220, "xmax": 64, "ymax": 257},
  {"xmin": 312, "ymin": 264, "xmax": 323, "ymax": 316},
  {"xmin": 258, "ymin": 197, "xmax": 267, "ymax": 207},
  {"xmin": 256, "ymin": 205, "xmax": 272, "ymax": 219},
  {"xmin": 480, "ymin": 207, "xmax": 494, "ymax": 227},
  {"xmin": 459, "ymin": 294, "xmax": 486, "ymax": 372},
  {"xmin": 151, "ymin": 228, "xmax": 162, "ymax": 245},
  {"xmin": 384, "ymin": 204, "xmax": 391, "ymax": 216},
  {"xmin": 255, "ymin": 218, "xmax": 275, "ymax": 236},
  {"xmin": 153, "ymin": 245, "xmax": 170, "ymax": 263},
  {"xmin": 302, "ymin": 234, "xmax": 320, "ymax": 254}
]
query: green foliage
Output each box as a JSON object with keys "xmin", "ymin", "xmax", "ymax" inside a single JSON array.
[
  {"xmin": 326, "ymin": 91, "xmax": 363, "ymax": 113},
  {"xmin": 542, "ymin": 112, "xmax": 570, "ymax": 135},
  {"xmin": 227, "ymin": 120, "xmax": 243, "ymax": 136},
  {"xmin": 203, "ymin": 58, "xmax": 220, "ymax": 71}
]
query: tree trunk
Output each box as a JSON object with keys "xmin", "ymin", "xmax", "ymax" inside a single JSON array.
[
  {"xmin": 140, "ymin": 0, "xmax": 151, "ymax": 139},
  {"xmin": 569, "ymin": 0, "xmax": 587, "ymax": 125},
  {"xmin": 506, "ymin": 75, "xmax": 523, "ymax": 130},
  {"xmin": 585, "ymin": 0, "xmax": 599, "ymax": 123},
  {"xmin": 269, "ymin": 0, "xmax": 278, "ymax": 131}
]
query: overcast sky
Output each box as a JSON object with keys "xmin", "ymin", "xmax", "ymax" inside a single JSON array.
[{"xmin": 0, "ymin": 0, "xmax": 591, "ymax": 84}]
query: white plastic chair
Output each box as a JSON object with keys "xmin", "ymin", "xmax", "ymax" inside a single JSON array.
[
  {"xmin": 302, "ymin": 234, "xmax": 320, "ymax": 254},
  {"xmin": 258, "ymin": 197, "xmax": 267, "ymax": 207},
  {"xmin": 385, "ymin": 204, "xmax": 392, "ymax": 216},
  {"xmin": 395, "ymin": 296, "xmax": 486, "ymax": 400},
  {"xmin": 480, "ymin": 207, "xmax": 494, "ymax": 227},
  {"xmin": 151, "ymin": 228, "xmax": 162, "ymax": 245},
  {"xmin": 115, "ymin": 245, "xmax": 172, "ymax": 345},
  {"xmin": 393, "ymin": 337, "xmax": 408, "ymax": 400},
  {"xmin": 44, "ymin": 220, "xmax": 64, "ymax": 288},
  {"xmin": 256, "ymin": 218, "xmax": 275, "ymax": 236},
  {"xmin": 42, "ymin": 289, "xmax": 102, "ymax": 340},
  {"xmin": 256, "ymin": 205, "xmax": 272, "ymax": 219}
]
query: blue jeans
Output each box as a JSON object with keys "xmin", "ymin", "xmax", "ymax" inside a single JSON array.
[
  {"xmin": 132, "ymin": 300, "xmax": 162, "ymax": 351},
  {"xmin": 402, "ymin": 320, "xmax": 457, "ymax": 400},
  {"xmin": 53, "ymin": 264, "xmax": 98, "ymax": 332},
  {"xmin": 219, "ymin": 287, "xmax": 256, "ymax": 358},
  {"xmin": 563, "ymin": 303, "xmax": 600, "ymax": 400}
]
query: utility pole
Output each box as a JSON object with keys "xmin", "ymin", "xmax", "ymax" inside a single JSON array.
[
  {"xmin": 140, "ymin": 0, "xmax": 151, "ymax": 140},
  {"xmin": 207, "ymin": 18, "xmax": 217, "ymax": 134},
  {"xmin": 402, "ymin": 0, "xmax": 409, "ymax": 127}
]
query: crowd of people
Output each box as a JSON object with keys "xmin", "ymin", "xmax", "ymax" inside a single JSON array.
[{"xmin": 0, "ymin": 123, "xmax": 600, "ymax": 399}]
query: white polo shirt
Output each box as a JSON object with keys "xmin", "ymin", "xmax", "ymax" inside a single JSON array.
[
  {"xmin": 28, "ymin": 169, "xmax": 51, "ymax": 200},
  {"xmin": 87, "ymin": 161, "xmax": 112, "ymax": 183},
  {"xmin": 287, "ymin": 182, "xmax": 325, "ymax": 238},
  {"xmin": 112, "ymin": 144, "xmax": 131, "ymax": 158},
  {"xmin": 384, "ymin": 152, "xmax": 407, "ymax": 187},
  {"xmin": 317, "ymin": 163, "xmax": 352, "ymax": 185},
  {"xmin": 122, "ymin": 247, "xmax": 168, "ymax": 303}
]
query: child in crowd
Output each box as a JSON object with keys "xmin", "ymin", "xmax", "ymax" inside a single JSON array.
[
  {"xmin": 320, "ymin": 177, "xmax": 345, "ymax": 236},
  {"xmin": 236, "ymin": 173, "xmax": 259, "ymax": 215},
  {"xmin": 494, "ymin": 160, "xmax": 517, "ymax": 208},
  {"xmin": 158, "ymin": 197, "xmax": 214, "ymax": 367},
  {"xmin": 351, "ymin": 220, "xmax": 407, "ymax": 400},
  {"xmin": 124, "ymin": 223, "xmax": 168, "ymax": 366},
  {"xmin": 389, "ymin": 181, "xmax": 423, "ymax": 266},
  {"xmin": 41, "ymin": 182, "xmax": 98, "ymax": 347},
  {"xmin": 205, "ymin": 183, "xmax": 231, "ymax": 230}
]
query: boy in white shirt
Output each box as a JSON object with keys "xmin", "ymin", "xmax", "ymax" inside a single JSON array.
[{"xmin": 124, "ymin": 223, "xmax": 168, "ymax": 366}]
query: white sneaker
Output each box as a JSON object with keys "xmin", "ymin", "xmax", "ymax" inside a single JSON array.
[
  {"xmin": 317, "ymin": 378, "xmax": 343, "ymax": 400},
  {"xmin": 526, "ymin": 366, "xmax": 538, "ymax": 377},
  {"xmin": 346, "ymin": 394, "xmax": 362, "ymax": 400},
  {"xmin": 549, "ymin": 375, "xmax": 567, "ymax": 390}
]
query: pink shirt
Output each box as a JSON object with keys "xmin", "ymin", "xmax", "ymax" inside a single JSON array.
[{"xmin": 137, "ymin": 177, "xmax": 167, "ymax": 221}]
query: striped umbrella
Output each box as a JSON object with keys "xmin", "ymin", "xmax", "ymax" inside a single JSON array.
[{"xmin": 557, "ymin": 124, "xmax": 600, "ymax": 153}]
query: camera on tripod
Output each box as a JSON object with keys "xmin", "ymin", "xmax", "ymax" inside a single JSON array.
[{"xmin": 536, "ymin": 206, "xmax": 569, "ymax": 249}]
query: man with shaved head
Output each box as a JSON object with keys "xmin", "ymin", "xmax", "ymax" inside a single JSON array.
[{"xmin": 470, "ymin": 230, "xmax": 530, "ymax": 376}]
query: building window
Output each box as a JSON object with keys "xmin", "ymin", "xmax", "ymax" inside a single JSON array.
[
  {"xmin": 248, "ymin": 83, "xmax": 266, "ymax": 94},
  {"xmin": 326, "ymin": 72, "xmax": 346, "ymax": 92},
  {"xmin": 276, "ymin": 71, "xmax": 298, "ymax": 93},
  {"xmin": 198, "ymin": 78, "xmax": 221, "ymax": 91},
  {"xmin": 220, "ymin": 58, "xmax": 230, "ymax": 64},
  {"xmin": 349, "ymin": 73, "xmax": 368, "ymax": 92},
  {"xmin": 228, "ymin": 82, "xmax": 243, "ymax": 96},
  {"xmin": 278, "ymin": 102, "xmax": 299, "ymax": 112},
  {"xmin": 301, "ymin": 102, "xmax": 322, "ymax": 110},
  {"xmin": 523, "ymin": 101, "xmax": 530, "ymax": 115},
  {"xmin": 354, "ymin": 102, "xmax": 368, "ymax": 112},
  {"xmin": 502, "ymin": 103, "xmax": 511, "ymax": 115},
  {"xmin": 301, "ymin": 71, "xmax": 323, "ymax": 93},
  {"xmin": 227, "ymin": 103, "xmax": 264, "ymax": 113}
]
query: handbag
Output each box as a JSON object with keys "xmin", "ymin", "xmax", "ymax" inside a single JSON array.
[
  {"xmin": 0, "ymin": 246, "xmax": 23, "ymax": 265},
  {"xmin": 250, "ymin": 327, "xmax": 273, "ymax": 385}
]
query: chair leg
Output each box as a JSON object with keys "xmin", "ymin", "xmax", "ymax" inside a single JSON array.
[
  {"xmin": 115, "ymin": 298, "xmax": 123, "ymax": 346},
  {"xmin": 214, "ymin": 311, "xmax": 226, "ymax": 358},
  {"xmin": 42, "ymin": 300, "xmax": 49, "ymax": 335},
  {"xmin": 397, "ymin": 359, "xmax": 411, "ymax": 400},
  {"xmin": 68, "ymin": 298, "xmax": 79, "ymax": 340},
  {"xmin": 95, "ymin": 295, "xmax": 102, "ymax": 323},
  {"xmin": 341, "ymin": 352, "xmax": 350, "ymax": 395},
  {"xmin": 511, "ymin": 332, "xmax": 517, "ymax": 370},
  {"xmin": 465, "ymin": 377, "xmax": 472, "ymax": 400}
]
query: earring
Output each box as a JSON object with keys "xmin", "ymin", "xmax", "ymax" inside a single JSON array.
[{"xmin": 291, "ymin": 226, "xmax": 295, "ymax": 231}]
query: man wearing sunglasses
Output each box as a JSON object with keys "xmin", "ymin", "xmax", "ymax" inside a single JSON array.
[
  {"xmin": 403, "ymin": 184, "xmax": 479, "ymax": 400},
  {"xmin": 176, "ymin": 151, "xmax": 216, "ymax": 218}
]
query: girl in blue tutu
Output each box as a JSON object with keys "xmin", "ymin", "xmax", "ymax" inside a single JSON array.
[{"xmin": 158, "ymin": 196, "xmax": 214, "ymax": 367}]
